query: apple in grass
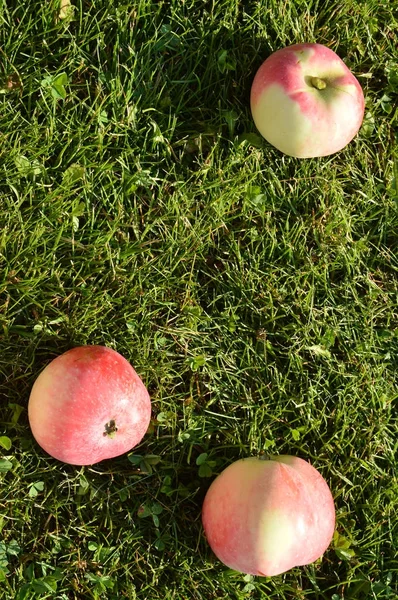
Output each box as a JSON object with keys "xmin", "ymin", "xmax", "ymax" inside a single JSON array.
[
  {"xmin": 28, "ymin": 346, "xmax": 151, "ymax": 465},
  {"xmin": 250, "ymin": 43, "xmax": 365, "ymax": 158},
  {"xmin": 202, "ymin": 455, "xmax": 335, "ymax": 577}
]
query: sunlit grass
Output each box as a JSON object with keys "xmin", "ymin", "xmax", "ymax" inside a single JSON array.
[{"xmin": 0, "ymin": 0, "xmax": 397, "ymax": 598}]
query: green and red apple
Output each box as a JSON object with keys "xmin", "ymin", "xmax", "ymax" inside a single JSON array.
[
  {"xmin": 28, "ymin": 345, "xmax": 151, "ymax": 465},
  {"xmin": 202, "ymin": 455, "xmax": 335, "ymax": 576},
  {"xmin": 250, "ymin": 43, "xmax": 365, "ymax": 158}
]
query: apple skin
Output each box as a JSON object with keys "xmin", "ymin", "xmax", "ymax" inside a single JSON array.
[
  {"xmin": 28, "ymin": 346, "xmax": 151, "ymax": 465},
  {"xmin": 202, "ymin": 455, "xmax": 335, "ymax": 577},
  {"xmin": 250, "ymin": 43, "xmax": 365, "ymax": 158}
]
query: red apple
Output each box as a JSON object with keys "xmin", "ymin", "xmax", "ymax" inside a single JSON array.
[
  {"xmin": 28, "ymin": 345, "xmax": 151, "ymax": 465},
  {"xmin": 202, "ymin": 455, "xmax": 335, "ymax": 576},
  {"xmin": 250, "ymin": 43, "xmax": 365, "ymax": 157}
]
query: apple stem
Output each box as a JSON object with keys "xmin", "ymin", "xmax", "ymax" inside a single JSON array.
[{"xmin": 310, "ymin": 76, "xmax": 327, "ymax": 90}]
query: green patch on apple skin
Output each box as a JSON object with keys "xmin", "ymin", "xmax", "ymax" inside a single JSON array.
[{"xmin": 255, "ymin": 508, "xmax": 295, "ymax": 576}]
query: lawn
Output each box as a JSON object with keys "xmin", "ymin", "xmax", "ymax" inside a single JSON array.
[{"xmin": 0, "ymin": 0, "xmax": 397, "ymax": 598}]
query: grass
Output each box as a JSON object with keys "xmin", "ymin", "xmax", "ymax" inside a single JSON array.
[{"xmin": 0, "ymin": 0, "xmax": 397, "ymax": 598}]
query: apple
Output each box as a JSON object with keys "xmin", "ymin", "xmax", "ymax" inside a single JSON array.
[
  {"xmin": 202, "ymin": 455, "xmax": 335, "ymax": 576},
  {"xmin": 28, "ymin": 345, "xmax": 151, "ymax": 465},
  {"xmin": 250, "ymin": 43, "xmax": 365, "ymax": 157}
]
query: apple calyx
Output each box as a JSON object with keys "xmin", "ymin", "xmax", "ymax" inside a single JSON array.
[
  {"xmin": 103, "ymin": 419, "xmax": 118, "ymax": 438},
  {"xmin": 310, "ymin": 76, "xmax": 327, "ymax": 90}
]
